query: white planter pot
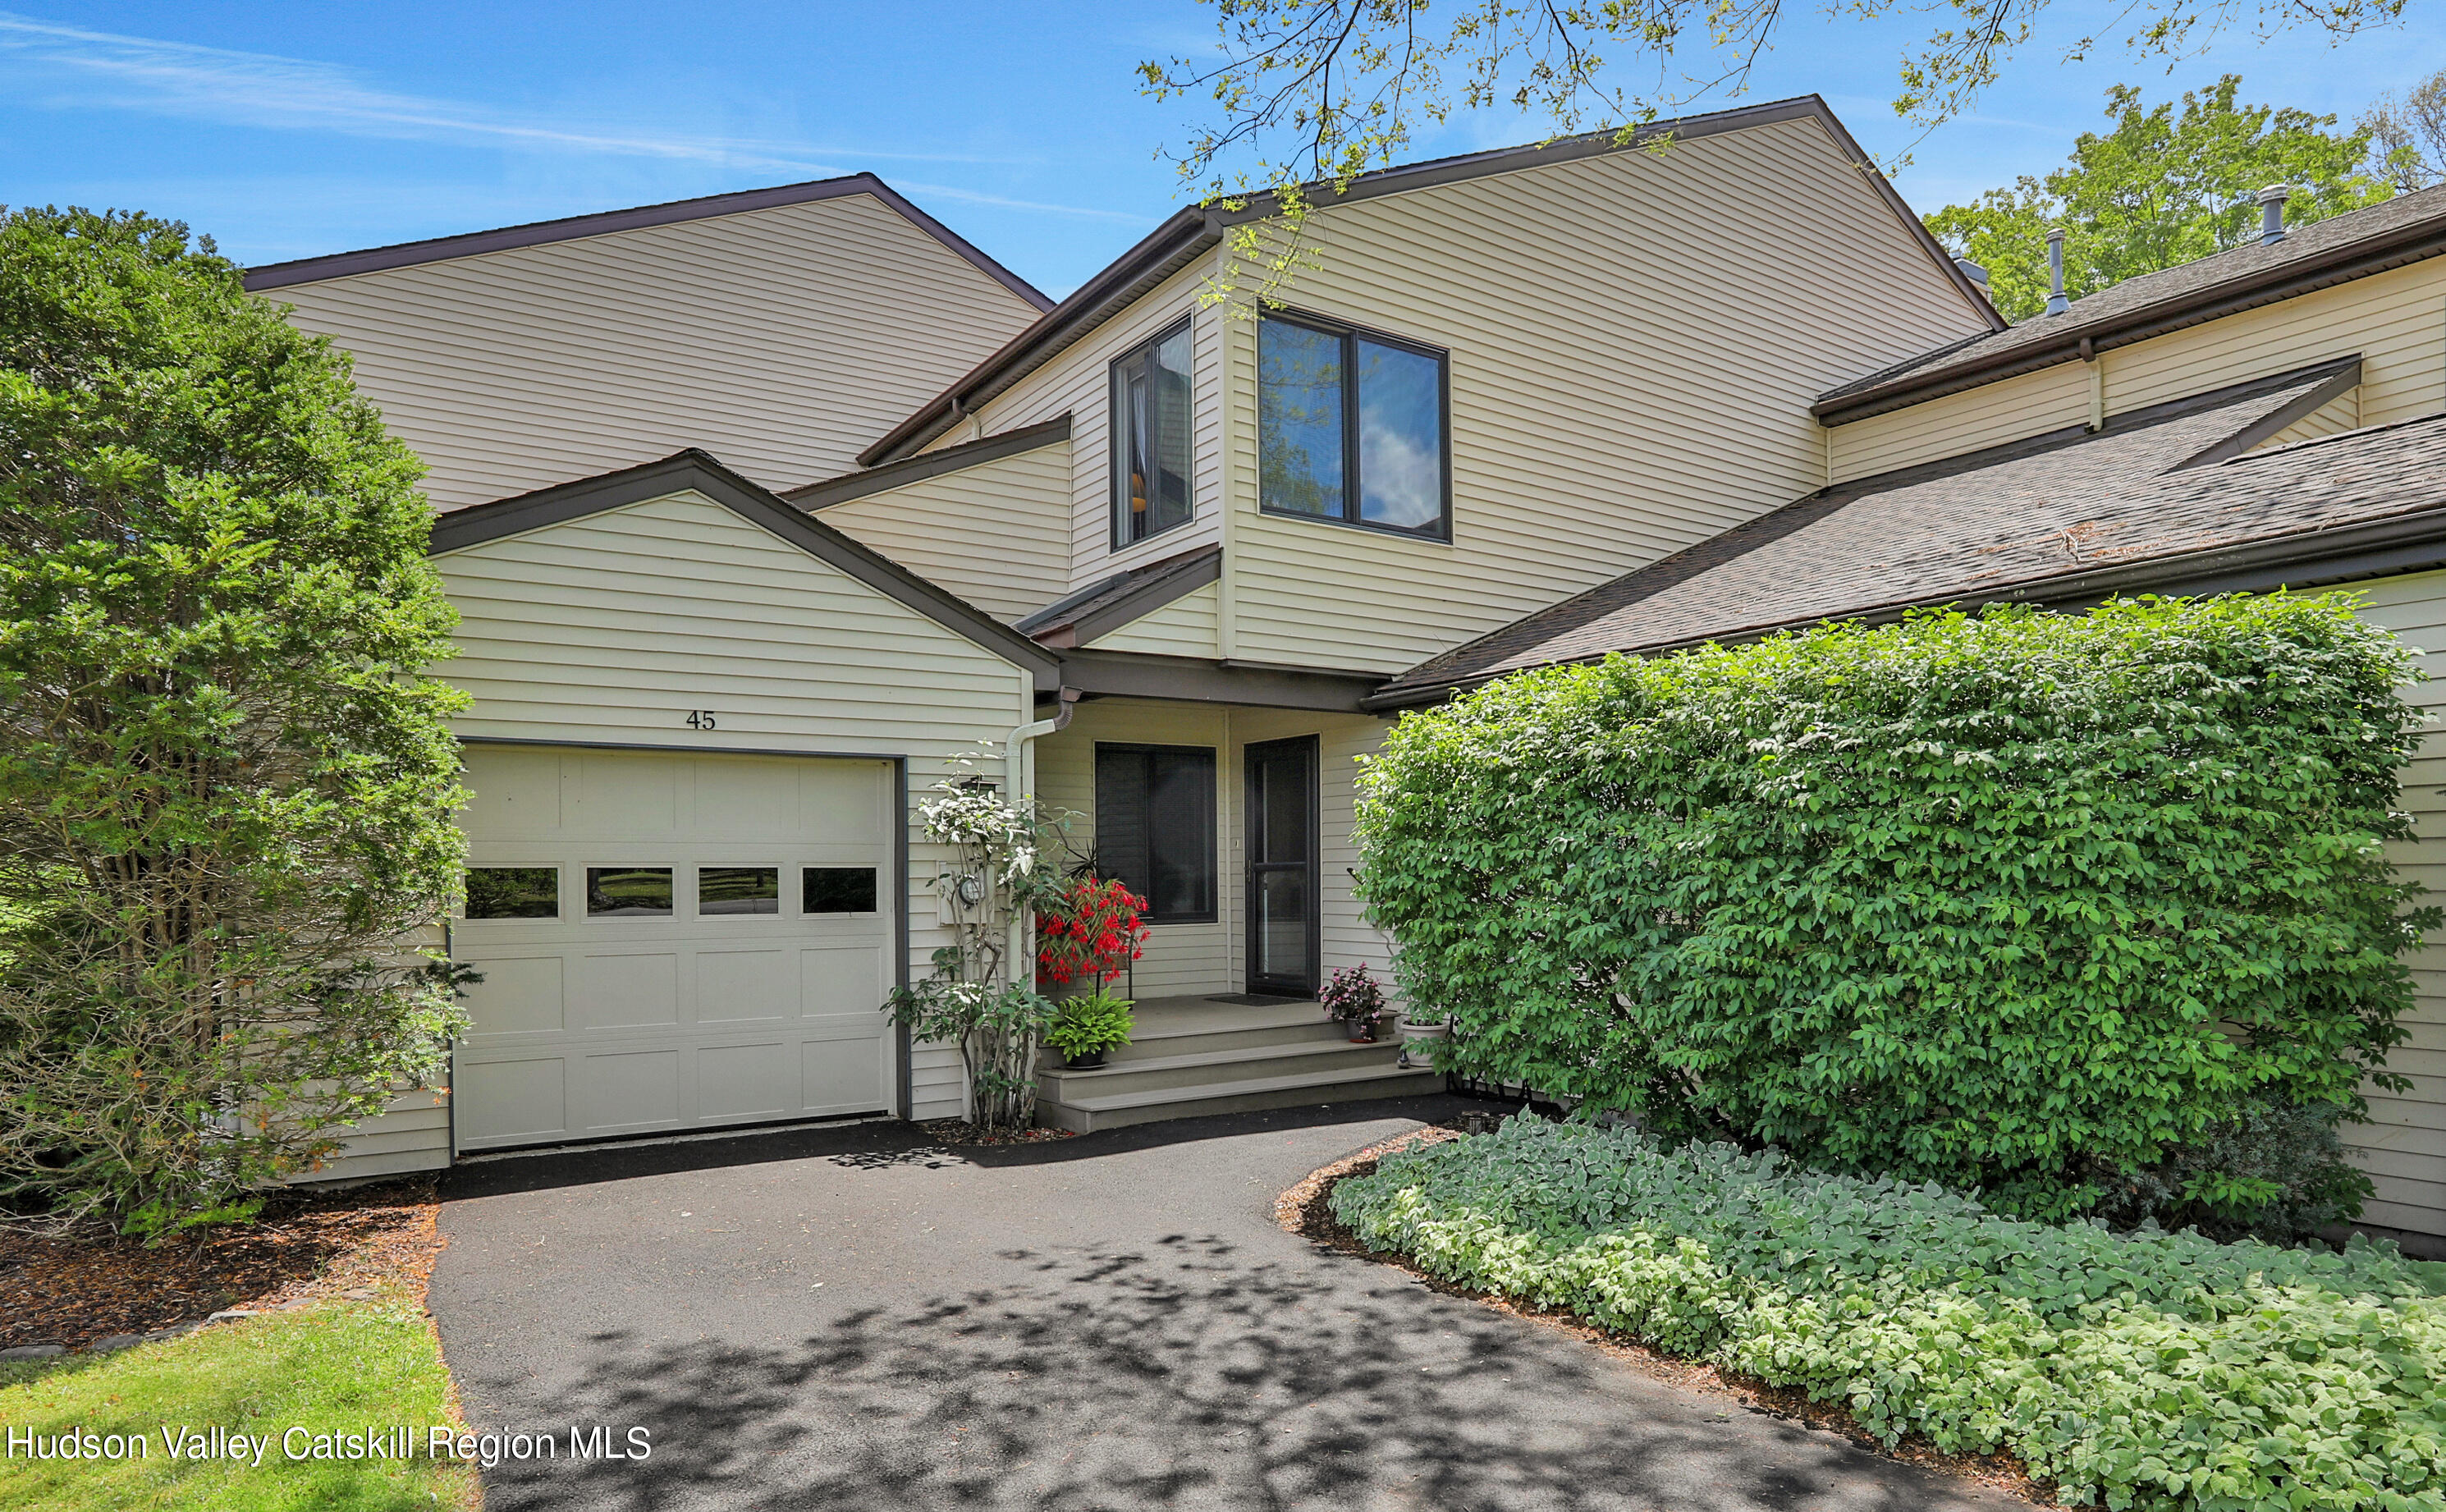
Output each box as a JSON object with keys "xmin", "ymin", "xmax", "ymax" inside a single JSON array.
[{"xmin": 1394, "ymin": 1019, "xmax": 1449, "ymax": 1068}]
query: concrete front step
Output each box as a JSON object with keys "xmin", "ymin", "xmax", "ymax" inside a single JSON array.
[
  {"xmin": 1038, "ymin": 1035, "xmax": 1408, "ymax": 1102},
  {"xmin": 1046, "ymin": 1003, "xmax": 1347, "ymax": 1070},
  {"xmin": 1037, "ymin": 1060, "xmax": 1445, "ymax": 1133}
]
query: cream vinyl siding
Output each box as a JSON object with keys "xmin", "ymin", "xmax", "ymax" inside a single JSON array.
[
  {"xmin": 1835, "ymin": 255, "xmax": 2446, "ymax": 483},
  {"xmin": 1830, "ymin": 364, "xmax": 2094, "ymax": 483},
  {"xmin": 1036, "ymin": 700, "xmax": 1234, "ymax": 996},
  {"xmin": 312, "ymin": 1089, "xmax": 451, "ymax": 1184},
  {"xmin": 1212, "ymin": 118, "xmax": 1987, "ymax": 673},
  {"xmin": 435, "ymin": 488, "xmax": 1034, "ymax": 1131},
  {"xmin": 946, "ymin": 260, "xmax": 1233, "ymax": 589},
  {"xmin": 2250, "ymin": 387, "xmax": 2362, "ymax": 451},
  {"xmin": 816, "ymin": 441, "xmax": 1074, "ymax": 621},
  {"xmin": 1084, "ymin": 581, "xmax": 1221, "ymax": 657},
  {"xmin": 273, "ymin": 194, "xmax": 1042, "ymax": 511},
  {"xmin": 2342, "ymin": 570, "xmax": 2446, "ymax": 1238}
]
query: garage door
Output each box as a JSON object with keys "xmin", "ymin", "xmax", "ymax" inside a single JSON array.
[{"xmin": 450, "ymin": 745, "xmax": 897, "ymax": 1152}]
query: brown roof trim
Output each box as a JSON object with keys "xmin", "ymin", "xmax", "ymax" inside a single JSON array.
[
  {"xmin": 858, "ymin": 212, "xmax": 1219, "ymax": 465},
  {"xmin": 862, "ymin": 94, "xmax": 1993, "ymax": 467},
  {"xmin": 1815, "ymin": 216, "xmax": 2446, "ymax": 427},
  {"xmin": 1017, "ymin": 544, "xmax": 1222, "ymax": 647},
  {"xmin": 1367, "ymin": 355, "xmax": 2368, "ymax": 710},
  {"xmin": 427, "ymin": 449, "xmax": 1063, "ymax": 690},
  {"xmin": 782, "ymin": 415, "xmax": 1070, "ymax": 510},
  {"xmin": 1060, "ymin": 647, "xmax": 1384, "ymax": 712},
  {"xmin": 244, "ymin": 173, "xmax": 1053, "ymax": 312}
]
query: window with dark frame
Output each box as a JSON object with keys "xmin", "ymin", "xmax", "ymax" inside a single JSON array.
[
  {"xmin": 1257, "ymin": 311, "xmax": 1449, "ymax": 538},
  {"xmin": 1094, "ymin": 745, "xmax": 1216, "ymax": 923},
  {"xmin": 1111, "ymin": 320, "xmax": 1195, "ymax": 549}
]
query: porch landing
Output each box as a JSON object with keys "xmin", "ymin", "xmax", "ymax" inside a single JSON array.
[{"xmin": 1036, "ymin": 996, "xmax": 1442, "ymax": 1133}]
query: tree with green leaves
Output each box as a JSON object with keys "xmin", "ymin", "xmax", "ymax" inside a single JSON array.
[
  {"xmin": 1926, "ymin": 76, "xmax": 2396, "ymax": 321},
  {"xmin": 0, "ymin": 207, "xmax": 470, "ymax": 1234},
  {"xmin": 2359, "ymin": 66, "xmax": 2446, "ymax": 190},
  {"xmin": 1141, "ymin": 1, "xmax": 2413, "ymax": 300}
]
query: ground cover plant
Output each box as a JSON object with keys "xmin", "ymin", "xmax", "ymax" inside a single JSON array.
[
  {"xmin": 1333, "ymin": 1117, "xmax": 2446, "ymax": 1512},
  {"xmin": 0, "ymin": 207, "xmax": 467, "ymax": 1231},
  {"xmin": 1356, "ymin": 595, "xmax": 2433, "ymax": 1230}
]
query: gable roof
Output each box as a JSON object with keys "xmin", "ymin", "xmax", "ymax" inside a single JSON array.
[
  {"xmin": 244, "ymin": 172, "xmax": 1052, "ymax": 311},
  {"xmin": 781, "ymin": 415, "xmax": 1070, "ymax": 511},
  {"xmin": 1815, "ymin": 186, "xmax": 2446, "ymax": 426},
  {"xmin": 428, "ymin": 448, "xmax": 1064, "ymax": 690},
  {"xmin": 1373, "ymin": 356, "xmax": 2397, "ymax": 706},
  {"xmin": 859, "ymin": 94, "xmax": 2001, "ymax": 467},
  {"xmin": 1014, "ymin": 544, "xmax": 1222, "ymax": 648}
]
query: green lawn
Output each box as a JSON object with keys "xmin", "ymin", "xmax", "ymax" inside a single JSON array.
[{"xmin": 0, "ymin": 1292, "xmax": 479, "ymax": 1511}]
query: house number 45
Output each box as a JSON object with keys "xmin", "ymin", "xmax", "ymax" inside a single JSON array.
[{"xmin": 684, "ymin": 710, "xmax": 717, "ymax": 730}]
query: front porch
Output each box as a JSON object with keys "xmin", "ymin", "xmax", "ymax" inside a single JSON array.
[{"xmin": 1035, "ymin": 995, "xmax": 1441, "ymax": 1132}]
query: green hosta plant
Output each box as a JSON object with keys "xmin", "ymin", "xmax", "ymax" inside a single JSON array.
[
  {"xmin": 1356, "ymin": 593, "xmax": 2435, "ymax": 1228},
  {"xmin": 1044, "ymin": 991, "xmax": 1134, "ymax": 1059},
  {"xmin": 0, "ymin": 208, "xmax": 469, "ymax": 1230},
  {"xmin": 1334, "ymin": 1116, "xmax": 2446, "ymax": 1512}
]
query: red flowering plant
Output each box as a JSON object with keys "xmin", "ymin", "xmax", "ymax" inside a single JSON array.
[{"xmin": 1036, "ymin": 875, "xmax": 1150, "ymax": 991}]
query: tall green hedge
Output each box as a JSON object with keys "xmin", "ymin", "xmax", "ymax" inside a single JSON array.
[{"xmin": 1355, "ymin": 598, "xmax": 2435, "ymax": 1221}]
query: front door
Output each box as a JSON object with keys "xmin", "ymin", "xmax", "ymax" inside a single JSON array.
[{"xmin": 1244, "ymin": 735, "xmax": 1320, "ymax": 997}]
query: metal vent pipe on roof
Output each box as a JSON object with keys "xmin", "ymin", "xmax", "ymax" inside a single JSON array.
[
  {"xmin": 2259, "ymin": 183, "xmax": 2292, "ymax": 245},
  {"xmin": 2045, "ymin": 227, "xmax": 2069, "ymax": 316},
  {"xmin": 1954, "ymin": 255, "xmax": 1990, "ymax": 298}
]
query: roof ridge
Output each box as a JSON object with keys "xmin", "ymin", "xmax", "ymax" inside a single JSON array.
[{"xmin": 244, "ymin": 172, "xmax": 1053, "ymax": 311}]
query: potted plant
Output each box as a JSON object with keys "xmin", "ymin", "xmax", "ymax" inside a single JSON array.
[
  {"xmin": 1394, "ymin": 1006, "xmax": 1449, "ymax": 1069},
  {"xmin": 1321, "ymin": 963, "xmax": 1388, "ymax": 1042},
  {"xmin": 1044, "ymin": 990, "xmax": 1134, "ymax": 1069}
]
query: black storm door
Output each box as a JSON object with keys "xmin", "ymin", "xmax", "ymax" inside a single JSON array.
[{"xmin": 1244, "ymin": 736, "xmax": 1320, "ymax": 997}]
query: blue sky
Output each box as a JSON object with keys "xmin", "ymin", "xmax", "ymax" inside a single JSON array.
[{"xmin": 7, "ymin": 2, "xmax": 2444, "ymax": 298}]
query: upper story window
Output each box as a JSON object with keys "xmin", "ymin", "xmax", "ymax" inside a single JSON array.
[
  {"xmin": 1258, "ymin": 312, "xmax": 1449, "ymax": 540},
  {"xmin": 1111, "ymin": 320, "xmax": 1194, "ymax": 550}
]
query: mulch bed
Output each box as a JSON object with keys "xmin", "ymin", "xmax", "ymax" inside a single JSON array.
[
  {"xmin": 918, "ymin": 1119, "xmax": 1079, "ymax": 1147},
  {"xmin": 0, "ymin": 1177, "xmax": 447, "ymax": 1353},
  {"xmin": 1280, "ymin": 1124, "xmax": 2054, "ymax": 1508}
]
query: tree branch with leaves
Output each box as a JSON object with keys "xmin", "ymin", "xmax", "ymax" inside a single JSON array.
[{"xmin": 1141, "ymin": 0, "xmax": 2412, "ymax": 303}]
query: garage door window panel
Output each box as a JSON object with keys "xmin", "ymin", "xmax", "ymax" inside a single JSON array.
[
  {"xmin": 586, "ymin": 867, "xmax": 673, "ymax": 917},
  {"xmin": 466, "ymin": 866, "xmax": 559, "ymax": 920},
  {"xmin": 699, "ymin": 867, "xmax": 779, "ymax": 915},
  {"xmin": 804, "ymin": 867, "xmax": 879, "ymax": 914}
]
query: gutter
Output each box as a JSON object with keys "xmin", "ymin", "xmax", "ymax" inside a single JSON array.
[
  {"xmin": 1367, "ymin": 485, "xmax": 2446, "ymax": 711},
  {"xmin": 1815, "ymin": 216, "xmax": 2446, "ymax": 428}
]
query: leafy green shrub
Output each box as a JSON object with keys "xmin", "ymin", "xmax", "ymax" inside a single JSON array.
[
  {"xmin": 1333, "ymin": 1117, "xmax": 2446, "ymax": 1511},
  {"xmin": 2092, "ymin": 1095, "xmax": 2371, "ymax": 1244},
  {"xmin": 0, "ymin": 208, "xmax": 468, "ymax": 1227},
  {"xmin": 1355, "ymin": 596, "xmax": 2433, "ymax": 1223},
  {"xmin": 1045, "ymin": 991, "xmax": 1134, "ymax": 1058}
]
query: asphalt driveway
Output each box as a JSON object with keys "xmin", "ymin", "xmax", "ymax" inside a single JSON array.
[{"xmin": 433, "ymin": 1095, "xmax": 2022, "ymax": 1512}]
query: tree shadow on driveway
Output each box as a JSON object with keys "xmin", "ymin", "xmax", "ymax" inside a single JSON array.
[{"xmin": 472, "ymin": 1234, "xmax": 1997, "ymax": 1512}]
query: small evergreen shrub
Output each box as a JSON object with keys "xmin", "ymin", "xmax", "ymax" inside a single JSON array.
[
  {"xmin": 1355, "ymin": 596, "xmax": 2434, "ymax": 1223},
  {"xmin": 1332, "ymin": 1117, "xmax": 2446, "ymax": 1512},
  {"xmin": 1044, "ymin": 991, "xmax": 1134, "ymax": 1058}
]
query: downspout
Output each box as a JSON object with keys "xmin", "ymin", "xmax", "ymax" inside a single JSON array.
[{"xmin": 1005, "ymin": 686, "xmax": 1079, "ymax": 989}]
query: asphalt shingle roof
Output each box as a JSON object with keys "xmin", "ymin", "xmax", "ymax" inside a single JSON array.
[
  {"xmin": 1379, "ymin": 360, "xmax": 2446, "ymax": 701},
  {"xmin": 1816, "ymin": 186, "xmax": 2446, "ymax": 416}
]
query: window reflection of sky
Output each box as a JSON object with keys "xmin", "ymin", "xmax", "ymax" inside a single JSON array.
[
  {"xmin": 1358, "ymin": 339, "xmax": 1442, "ymax": 529},
  {"xmin": 1258, "ymin": 319, "xmax": 1342, "ymax": 516}
]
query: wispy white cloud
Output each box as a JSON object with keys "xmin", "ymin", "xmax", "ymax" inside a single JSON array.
[{"xmin": 0, "ymin": 11, "xmax": 1150, "ymax": 222}]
